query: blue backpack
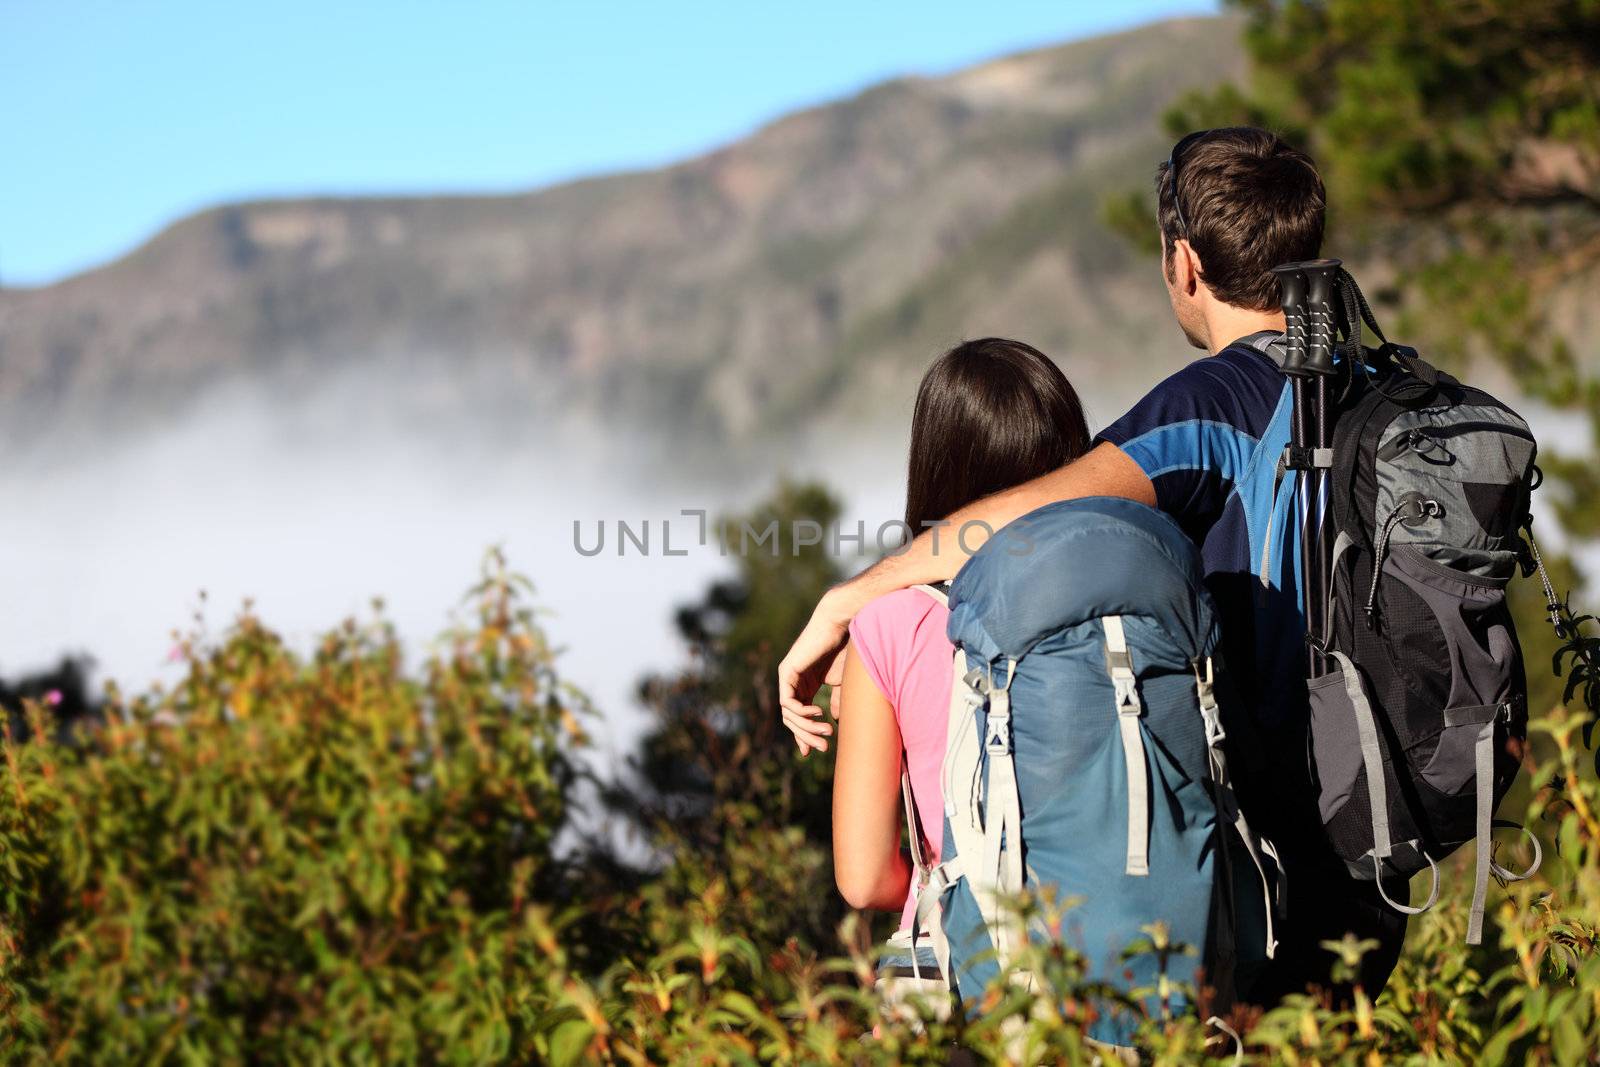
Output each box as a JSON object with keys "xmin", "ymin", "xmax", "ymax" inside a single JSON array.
[{"xmin": 904, "ymin": 498, "xmax": 1281, "ymax": 1047}]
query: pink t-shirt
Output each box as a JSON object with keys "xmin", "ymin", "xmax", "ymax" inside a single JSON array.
[{"xmin": 847, "ymin": 587, "xmax": 952, "ymax": 929}]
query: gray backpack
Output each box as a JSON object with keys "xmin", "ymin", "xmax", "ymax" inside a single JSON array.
[{"xmin": 1312, "ymin": 329, "xmax": 1543, "ymax": 943}]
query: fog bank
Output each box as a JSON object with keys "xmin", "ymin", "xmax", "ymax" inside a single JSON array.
[{"xmin": 0, "ymin": 382, "xmax": 914, "ymax": 773}]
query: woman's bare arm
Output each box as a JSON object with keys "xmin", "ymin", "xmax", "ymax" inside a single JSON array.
[
  {"xmin": 781, "ymin": 442, "xmax": 1154, "ymax": 753},
  {"xmin": 831, "ymin": 642, "xmax": 912, "ymax": 911}
]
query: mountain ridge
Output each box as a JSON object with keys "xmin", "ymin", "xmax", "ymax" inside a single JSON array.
[{"xmin": 0, "ymin": 17, "xmax": 1245, "ymax": 461}]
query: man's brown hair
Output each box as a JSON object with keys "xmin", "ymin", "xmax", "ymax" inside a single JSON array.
[{"xmin": 1157, "ymin": 127, "xmax": 1326, "ymax": 311}]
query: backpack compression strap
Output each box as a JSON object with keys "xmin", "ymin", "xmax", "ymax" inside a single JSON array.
[
  {"xmin": 1194, "ymin": 658, "xmax": 1281, "ymax": 960},
  {"xmin": 1329, "ymin": 650, "xmax": 1441, "ymax": 916},
  {"xmin": 918, "ymin": 584, "xmax": 1030, "ymax": 972},
  {"xmin": 897, "ymin": 768, "xmax": 947, "ymax": 988},
  {"xmin": 1103, "ymin": 616, "xmax": 1149, "ymax": 876},
  {"xmin": 1454, "ymin": 527, "xmax": 1558, "ymax": 943},
  {"xmin": 947, "ymin": 656, "xmax": 1028, "ymax": 972},
  {"xmin": 1462, "ymin": 699, "xmax": 1542, "ymax": 944},
  {"xmin": 979, "ymin": 659, "xmax": 1024, "ymax": 900}
]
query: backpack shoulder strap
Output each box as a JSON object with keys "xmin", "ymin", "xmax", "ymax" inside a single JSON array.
[
  {"xmin": 1235, "ymin": 329, "xmax": 1286, "ymax": 362},
  {"xmin": 902, "ymin": 582, "xmax": 959, "ymax": 986},
  {"xmin": 898, "ymin": 585, "xmax": 950, "ymax": 878},
  {"xmin": 900, "ymin": 772, "xmax": 929, "ymax": 879},
  {"xmin": 1195, "ymin": 656, "xmax": 1282, "ymax": 960}
]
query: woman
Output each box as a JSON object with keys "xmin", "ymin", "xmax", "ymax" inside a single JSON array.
[{"xmin": 832, "ymin": 338, "xmax": 1091, "ymax": 983}]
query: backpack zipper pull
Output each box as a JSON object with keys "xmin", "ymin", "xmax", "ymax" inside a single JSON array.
[
  {"xmin": 1365, "ymin": 494, "xmax": 1441, "ymax": 624},
  {"xmin": 1376, "ymin": 429, "xmax": 1418, "ymax": 462}
]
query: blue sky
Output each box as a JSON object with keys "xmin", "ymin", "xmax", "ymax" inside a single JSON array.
[{"xmin": 2, "ymin": 1, "xmax": 1215, "ymax": 287}]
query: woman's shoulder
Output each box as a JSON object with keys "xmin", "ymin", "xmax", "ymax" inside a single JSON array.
[
  {"xmin": 849, "ymin": 587, "xmax": 950, "ymax": 663},
  {"xmin": 849, "ymin": 587, "xmax": 952, "ymax": 707},
  {"xmin": 853, "ymin": 586, "xmax": 949, "ymax": 633}
]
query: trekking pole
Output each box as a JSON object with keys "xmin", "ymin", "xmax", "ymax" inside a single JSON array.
[
  {"xmin": 1274, "ymin": 265, "xmax": 1311, "ymax": 670},
  {"xmin": 1272, "ymin": 258, "xmax": 1343, "ymax": 677}
]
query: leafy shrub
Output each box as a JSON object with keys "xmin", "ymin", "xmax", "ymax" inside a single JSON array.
[
  {"xmin": 620, "ymin": 481, "xmax": 849, "ymax": 956},
  {"xmin": 0, "ymin": 656, "xmax": 101, "ymax": 744},
  {"xmin": 0, "ymin": 551, "xmax": 588, "ymax": 1063}
]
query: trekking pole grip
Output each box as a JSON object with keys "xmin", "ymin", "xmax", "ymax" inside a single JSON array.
[
  {"xmin": 1300, "ymin": 259, "xmax": 1341, "ymax": 377},
  {"xmin": 1271, "ymin": 263, "xmax": 1308, "ymax": 375}
]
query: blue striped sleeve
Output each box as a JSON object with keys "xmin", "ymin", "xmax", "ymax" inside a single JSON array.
[{"xmin": 1096, "ymin": 353, "xmax": 1272, "ymax": 534}]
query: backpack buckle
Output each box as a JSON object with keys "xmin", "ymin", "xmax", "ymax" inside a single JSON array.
[
  {"xmin": 1281, "ymin": 444, "xmax": 1334, "ymax": 470},
  {"xmin": 1112, "ymin": 675, "xmax": 1140, "ymax": 717},
  {"xmin": 984, "ymin": 672, "xmax": 1015, "ymax": 756},
  {"xmin": 1194, "ymin": 658, "xmax": 1225, "ymax": 745},
  {"xmin": 1105, "ymin": 648, "xmax": 1140, "ymax": 715},
  {"xmin": 1102, "ymin": 623, "xmax": 1140, "ymax": 716},
  {"xmin": 984, "ymin": 710, "xmax": 1011, "ymax": 756},
  {"xmin": 1193, "ymin": 657, "xmax": 1217, "ymax": 705},
  {"xmin": 1106, "ymin": 649, "xmax": 1139, "ymax": 707}
]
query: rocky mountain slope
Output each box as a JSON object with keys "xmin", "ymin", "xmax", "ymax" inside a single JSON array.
[{"xmin": 0, "ymin": 18, "xmax": 1244, "ymax": 463}]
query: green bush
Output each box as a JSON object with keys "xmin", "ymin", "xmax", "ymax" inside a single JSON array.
[{"xmin": 0, "ymin": 551, "xmax": 588, "ymax": 1063}]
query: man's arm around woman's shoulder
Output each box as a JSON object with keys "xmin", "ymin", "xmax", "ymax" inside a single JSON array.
[{"xmin": 778, "ymin": 442, "xmax": 1155, "ymax": 754}]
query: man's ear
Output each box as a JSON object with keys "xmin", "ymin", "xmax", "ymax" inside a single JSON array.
[{"xmin": 1172, "ymin": 238, "xmax": 1201, "ymax": 295}]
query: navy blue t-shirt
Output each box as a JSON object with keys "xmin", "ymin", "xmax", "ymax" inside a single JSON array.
[{"xmin": 1095, "ymin": 334, "xmax": 1307, "ymax": 738}]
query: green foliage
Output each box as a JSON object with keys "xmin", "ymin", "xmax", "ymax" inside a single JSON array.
[
  {"xmin": 1099, "ymin": 188, "xmax": 1163, "ymax": 258},
  {"xmin": 0, "ymin": 550, "xmax": 589, "ymax": 1063},
  {"xmin": 1512, "ymin": 544, "xmax": 1584, "ymax": 725},
  {"xmin": 0, "ymin": 656, "xmax": 100, "ymax": 745},
  {"xmin": 625, "ymin": 481, "xmax": 848, "ymax": 948},
  {"xmin": 1550, "ymin": 596, "xmax": 1600, "ymax": 750},
  {"xmin": 1229, "ymin": 0, "xmax": 1600, "ymax": 215}
]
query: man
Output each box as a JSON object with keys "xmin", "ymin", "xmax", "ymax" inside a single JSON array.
[{"xmin": 777, "ymin": 126, "xmax": 1408, "ymax": 1002}]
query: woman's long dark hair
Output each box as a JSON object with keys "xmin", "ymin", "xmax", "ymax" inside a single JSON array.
[{"xmin": 903, "ymin": 338, "xmax": 1091, "ymax": 533}]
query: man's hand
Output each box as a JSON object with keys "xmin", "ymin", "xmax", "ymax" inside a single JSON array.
[{"xmin": 778, "ymin": 594, "xmax": 851, "ymax": 755}]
